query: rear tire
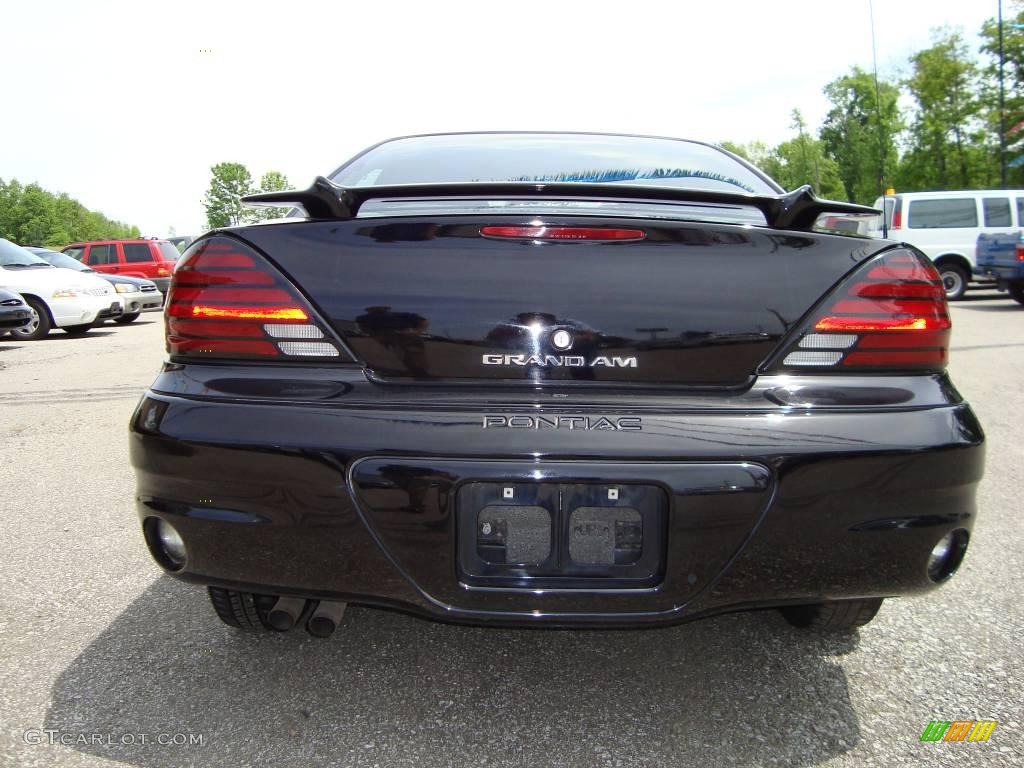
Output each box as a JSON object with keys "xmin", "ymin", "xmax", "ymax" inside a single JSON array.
[
  {"xmin": 207, "ymin": 587, "xmax": 275, "ymax": 631},
  {"xmin": 114, "ymin": 312, "xmax": 141, "ymax": 324},
  {"xmin": 781, "ymin": 598, "xmax": 884, "ymax": 630},
  {"xmin": 938, "ymin": 264, "xmax": 968, "ymax": 301},
  {"xmin": 63, "ymin": 324, "xmax": 93, "ymax": 335},
  {"xmin": 10, "ymin": 297, "xmax": 52, "ymax": 341},
  {"xmin": 1009, "ymin": 282, "xmax": 1024, "ymax": 306}
]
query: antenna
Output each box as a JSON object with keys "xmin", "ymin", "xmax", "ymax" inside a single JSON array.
[
  {"xmin": 868, "ymin": 0, "xmax": 888, "ymax": 238},
  {"xmin": 999, "ymin": 0, "xmax": 1007, "ymax": 188}
]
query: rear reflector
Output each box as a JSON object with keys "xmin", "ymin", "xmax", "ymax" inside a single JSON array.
[
  {"xmin": 797, "ymin": 333, "xmax": 857, "ymax": 349},
  {"xmin": 277, "ymin": 341, "xmax": 340, "ymax": 357},
  {"xmin": 781, "ymin": 351, "xmax": 844, "ymax": 366},
  {"xmin": 775, "ymin": 249, "xmax": 950, "ymax": 372},
  {"xmin": 264, "ymin": 324, "xmax": 324, "ymax": 339},
  {"xmin": 480, "ymin": 226, "xmax": 646, "ymax": 241},
  {"xmin": 166, "ymin": 237, "xmax": 345, "ymax": 361}
]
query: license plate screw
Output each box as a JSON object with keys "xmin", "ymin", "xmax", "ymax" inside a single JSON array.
[
  {"xmin": 503, "ymin": 487, "xmax": 514, "ymax": 499},
  {"xmin": 608, "ymin": 488, "xmax": 619, "ymax": 500}
]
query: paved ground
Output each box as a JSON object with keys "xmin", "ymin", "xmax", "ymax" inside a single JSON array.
[{"xmin": 0, "ymin": 294, "xmax": 1022, "ymax": 768}]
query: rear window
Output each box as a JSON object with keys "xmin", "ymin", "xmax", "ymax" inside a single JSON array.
[
  {"xmin": 63, "ymin": 246, "xmax": 85, "ymax": 260},
  {"xmin": 1017, "ymin": 198, "xmax": 1024, "ymax": 226},
  {"xmin": 983, "ymin": 197, "xmax": 1011, "ymax": 227},
  {"xmin": 907, "ymin": 199, "xmax": 978, "ymax": 229},
  {"xmin": 157, "ymin": 243, "xmax": 181, "ymax": 262},
  {"xmin": 332, "ymin": 133, "xmax": 779, "ymax": 195},
  {"xmin": 123, "ymin": 243, "xmax": 152, "ymax": 263}
]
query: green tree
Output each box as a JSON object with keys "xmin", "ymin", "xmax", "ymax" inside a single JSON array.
[
  {"xmin": 204, "ymin": 162, "xmax": 254, "ymax": 229},
  {"xmin": 720, "ymin": 140, "xmax": 784, "ymax": 181},
  {"xmin": 898, "ymin": 30, "xmax": 988, "ymax": 190},
  {"xmin": 820, "ymin": 67, "xmax": 903, "ymax": 204},
  {"xmin": 980, "ymin": 5, "xmax": 1024, "ymax": 185},
  {"xmin": 770, "ymin": 111, "xmax": 847, "ymax": 199},
  {"xmin": 0, "ymin": 178, "xmax": 137, "ymax": 247},
  {"xmin": 253, "ymin": 170, "xmax": 292, "ymax": 221}
]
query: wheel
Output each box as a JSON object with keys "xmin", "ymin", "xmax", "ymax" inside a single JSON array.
[
  {"xmin": 9, "ymin": 297, "xmax": 52, "ymax": 341},
  {"xmin": 207, "ymin": 587, "xmax": 276, "ymax": 631},
  {"xmin": 114, "ymin": 312, "xmax": 141, "ymax": 324},
  {"xmin": 62, "ymin": 324, "xmax": 93, "ymax": 335},
  {"xmin": 781, "ymin": 598, "xmax": 884, "ymax": 630},
  {"xmin": 1009, "ymin": 282, "xmax": 1024, "ymax": 306},
  {"xmin": 937, "ymin": 264, "xmax": 968, "ymax": 301}
]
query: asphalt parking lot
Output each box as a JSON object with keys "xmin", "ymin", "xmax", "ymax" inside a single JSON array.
[{"xmin": 1, "ymin": 294, "xmax": 1022, "ymax": 768}]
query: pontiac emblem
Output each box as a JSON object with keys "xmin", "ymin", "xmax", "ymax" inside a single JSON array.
[{"xmin": 550, "ymin": 329, "xmax": 573, "ymax": 350}]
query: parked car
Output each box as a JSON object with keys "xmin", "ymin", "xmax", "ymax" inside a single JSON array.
[
  {"xmin": 62, "ymin": 239, "xmax": 180, "ymax": 294},
  {"xmin": 131, "ymin": 132, "xmax": 983, "ymax": 639},
  {"xmin": 0, "ymin": 238, "xmax": 123, "ymax": 340},
  {"xmin": 976, "ymin": 231, "xmax": 1024, "ymax": 306},
  {"xmin": 25, "ymin": 247, "xmax": 162, "ymax": 323},
  {"xmin": 0, "ymin": 287, "xmax": 33, "ymax": 337},
  {"xmin": 166, "ymin": 235, "xmax": 194, "ymax": 253},
  {"xmin": 868, "ymin": 189, "xmax": 1024, "ymax": 300}
]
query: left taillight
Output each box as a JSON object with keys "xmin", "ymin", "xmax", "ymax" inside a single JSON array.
[
  {"xmin": 770, "ymin": 249, "xmax": 950, "ymax": 372},
  {"xmin": 166, "ymin": 236, "xmax": 347, "ymax": 361}
]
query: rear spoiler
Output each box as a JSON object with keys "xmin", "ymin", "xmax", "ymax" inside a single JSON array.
[{"xmin": 242, "ymin": 176, "xmax": 879, "ymax": 231}]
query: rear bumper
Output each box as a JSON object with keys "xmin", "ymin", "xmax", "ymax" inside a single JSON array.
[
  {"xmin": 975, "ymin": 264, "xmax": 1024, "ymax": 283},
  {"xmin": 129, "ymin": 368, "xmax": 984, "ymax": 627}
]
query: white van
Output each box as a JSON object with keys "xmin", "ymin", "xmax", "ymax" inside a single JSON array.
[{"xmin": 869, "ymin": 189, "xmax": 1024, "ymax": 299}]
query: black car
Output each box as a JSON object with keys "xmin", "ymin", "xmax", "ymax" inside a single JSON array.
[
  {"xmin": 130, "ymin": 133, "xmax": 984, "ymax": 638},
  {"xmin": 25, "ymin": 247, "xmax": 163, "ymax": 321},
  {"xmin": 0, "ymin": 287, "xmax": 33, "ymax": 336}
]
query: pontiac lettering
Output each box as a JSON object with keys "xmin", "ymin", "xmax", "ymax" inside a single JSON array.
[{"xmin": 482, "ymin": 415, "xmax": 642, "ymax": 431}]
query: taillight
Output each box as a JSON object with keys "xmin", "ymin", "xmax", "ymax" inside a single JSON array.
[
  {"xmin": 890, "ymin": 208, "xmax": 902, "ymax": 231},
  {"xmin": 1016, "ymin": 242, "xmax": 1024, "ymax": 262},
  {"xmin": 480, "ymin": 225, "xmax": 646, "ymax": 241},
  {"xmin": 774, "ymin": 250, "xmax": 950, "ymax": 372},
  {"xmin": 166, "ymin": 237, "xmax": 346, "ymax": 360}
]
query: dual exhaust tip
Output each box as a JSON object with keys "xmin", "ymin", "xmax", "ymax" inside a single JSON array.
[{"xmin": 268, "ymin": 596, "xmax": 346, "ymax": 637}]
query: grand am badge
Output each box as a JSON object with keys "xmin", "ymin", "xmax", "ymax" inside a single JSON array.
[{"xmin": 481, "ymin": 354, "xmax": 637, "ymax": 368}]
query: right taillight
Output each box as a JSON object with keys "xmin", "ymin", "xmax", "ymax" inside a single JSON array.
[
  {"xmin": 775, "ymin": 250, "xmax": 950, "ymax": 372},
  {"xmin": 166, "ymin": 236, "xmax": 346, "ymax": 361},
  {"xmin": 1016, "ymin": 242, "xmax": 1024, "ymax": 261}
]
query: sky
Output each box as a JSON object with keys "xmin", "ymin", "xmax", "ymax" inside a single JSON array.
[{"xmin": 1, "ymin": 0, "xmax": 999, "ymax": 236}]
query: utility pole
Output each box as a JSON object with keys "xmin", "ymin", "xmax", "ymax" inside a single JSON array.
[{"xmin": 999, "ymin": 0, "xmax": 1007, "ymax": 188}]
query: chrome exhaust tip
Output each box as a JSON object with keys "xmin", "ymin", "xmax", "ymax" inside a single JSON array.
[
  {"xmin": 307, "ymin": 600, "xmax": 347, "ymax": 638},
  {"xmin": 267, "ymin": 596, "xmax": 307, "ymax": 631}
]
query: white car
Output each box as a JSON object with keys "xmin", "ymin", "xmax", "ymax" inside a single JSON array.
[
  {"xmin": 0, "ymin": 238, "xmax": 124, "ymax": 340},
  {"xmin": 869, "ymin": 189, "xmax": 1024, "ymax": 299}
]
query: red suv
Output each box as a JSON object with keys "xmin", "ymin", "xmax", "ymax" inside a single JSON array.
[{"xmin": 63, "ymin": 239, "xmax": 180, "ymax": 293}]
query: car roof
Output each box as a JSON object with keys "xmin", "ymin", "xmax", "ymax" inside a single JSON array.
[
  {"xmin": 66, "ymin": 239, "xmax": 170, "ymax": 244},
  {"xmin": 882, "ymin": 190, "xmax": 1024, "ymax": 199}
]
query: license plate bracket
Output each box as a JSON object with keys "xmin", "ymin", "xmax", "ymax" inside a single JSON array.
[{"xmin": 457, "ymin": 481, "xmax": 667, "ymax": 589}]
